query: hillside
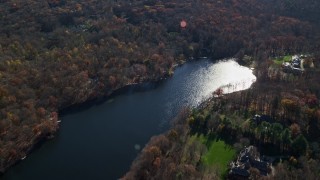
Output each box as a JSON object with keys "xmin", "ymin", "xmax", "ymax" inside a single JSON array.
[{"xmin": 0, "ymin": 0, "xmax": 319, "ymax": 175}]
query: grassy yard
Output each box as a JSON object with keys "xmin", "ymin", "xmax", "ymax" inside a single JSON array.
[
  {"xmin": 200, "ymin": 136, "xmax": 236, "ymax": 178},
  {"xmin": 273, "ymin": 55, "xmax": 292, "ymax": 65}
]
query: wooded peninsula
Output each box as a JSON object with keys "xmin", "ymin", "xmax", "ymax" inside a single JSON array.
[{"xmin": 0, "ymin": 0, "xmax": 320, "ymax": 179}]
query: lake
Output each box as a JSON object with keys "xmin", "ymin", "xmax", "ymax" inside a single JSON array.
[{"xmin": 2, "ymin": 59, "xmax": 256, "ymax": 180}]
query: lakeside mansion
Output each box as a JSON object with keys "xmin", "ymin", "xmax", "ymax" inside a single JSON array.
[
  {"xmin": 281, "ymin": 55, "xmax": 305, "ymax": 74},
  {"xmin": 229, "ymin": 146, "xmax": 272, "ymax": 179}
]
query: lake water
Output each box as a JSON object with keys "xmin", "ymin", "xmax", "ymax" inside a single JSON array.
[{"xmin": 2, "ymin": 59, "xmax": 256, "ymax": 180}]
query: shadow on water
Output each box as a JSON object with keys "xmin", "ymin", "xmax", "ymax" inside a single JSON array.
[
  {"xmin": 60, "ymin": 81, "xmax": 163, "ymax": 116},
  {"xmin": 2, "ymin": 58, "xmax": 256, "ymax": 180}
]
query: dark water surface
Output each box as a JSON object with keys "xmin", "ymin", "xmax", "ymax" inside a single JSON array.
[{"xmin": 2, "ymin": 59, "xmax": 256, "ymax": 180}]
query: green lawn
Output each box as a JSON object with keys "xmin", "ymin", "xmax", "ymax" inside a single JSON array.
[
  {"xmin": 273, "ymin": 55, "xmax": 292, "ymax": 65},
  {"xmin": 201, "ymin": 139, "xmax": 236, "ymax": 177}
]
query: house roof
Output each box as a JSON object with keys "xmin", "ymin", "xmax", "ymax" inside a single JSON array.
[{"xmin": 230, "ymin": 167, "xmax": 250, "ymax": 177}]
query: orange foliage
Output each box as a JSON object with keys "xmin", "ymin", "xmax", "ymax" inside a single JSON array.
[
  {"xmin": 0, "ymin": 0, "xmax": 319, "ymax": 175},
  {"xmin": 37, "ymin": 107, "xmax": 46, "ymax": 118},
  {"xmin": 290, "ymin": 123, "xmax": 301, "ymax": 138},
  {"xmin": 153, "ymin": 157, "xmax": 161, "ymax": 168}
]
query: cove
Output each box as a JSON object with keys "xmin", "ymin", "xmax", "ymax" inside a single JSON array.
[{"xmin": 2, "ymin": 59, "xmax": 256, "ymax": 180}]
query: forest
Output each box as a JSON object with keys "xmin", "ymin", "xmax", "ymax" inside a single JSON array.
[
  {"xmin": 0, "ymin": 0, "xmax": 320, "ymax": 178},
  {"xmin": 122, "ymin": 57, "xmax": 320, "ymax": 179}
]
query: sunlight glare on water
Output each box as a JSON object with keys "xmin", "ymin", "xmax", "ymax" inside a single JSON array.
[
  {"xmin": 175, "ymin": 58, "xmax": 256, "ymax": 108},
  {"xmin": 2, "ymin": 58, "xmax": 256, "ymax": 180}
]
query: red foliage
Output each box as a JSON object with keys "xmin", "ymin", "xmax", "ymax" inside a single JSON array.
[
  {"xmin": 0, "ymin": 0, "xmax": 319, "ymax": 175},
  {"xmin": 213, "ymin": 88, "xmax": 224, "ymax": 97}
]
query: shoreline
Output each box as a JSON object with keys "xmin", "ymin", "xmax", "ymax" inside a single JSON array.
[
  {"xmin": 0, "ymin": 57, "xmax": 207, "ymax": 175},
  {"xmin": 0, "ymin": 0, "xmax": 318, "ymax": 177}
]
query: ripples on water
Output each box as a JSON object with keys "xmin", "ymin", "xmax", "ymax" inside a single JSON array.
[
  {"xmin": 2, "ymin": 58, "xmax": 256, "ymax": 180},
  {"xmin": 164, "ymin": 58, "xmax": 256, "ymax": 109}
]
